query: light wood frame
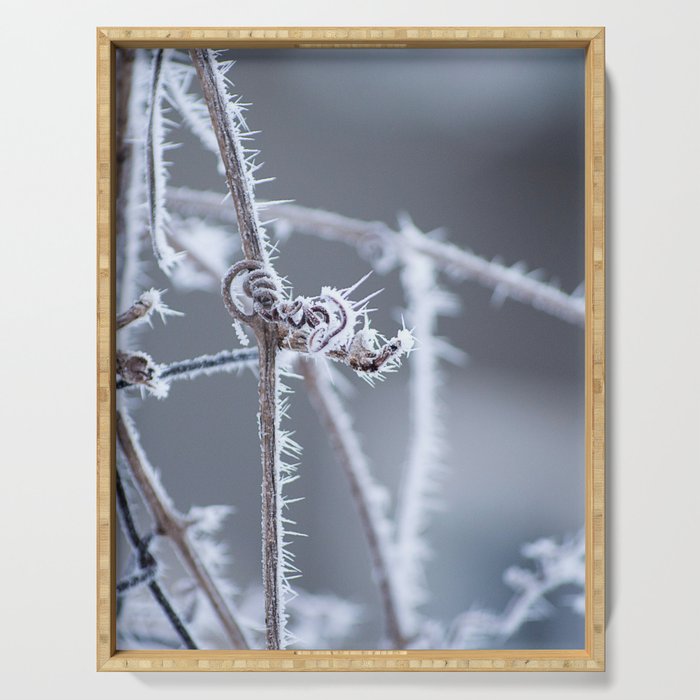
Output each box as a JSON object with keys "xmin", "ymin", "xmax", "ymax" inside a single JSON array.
[{"xmin": 97, "ymin": 26, "xmax": 605, "ymax": 672}]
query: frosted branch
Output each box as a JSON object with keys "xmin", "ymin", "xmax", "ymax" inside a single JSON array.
[
  {"xmin": 299, "ymin": 358, "xmax": 407, "ymax": 648},
  {"xmin": 448, "ymin": 530, "xmax": 586, "ymax": 648},
  {"xmin": 164, "ymin": 58, "xmax": 224, "ymax": 163},
  {"xmin": 117, "ymin": 347, "xmax": 259, "ymax": 393},
  {"xmin": 394, "ymin": 222, "xmax": 461, "ymax": 636},
  {"xmin": 116, "ymin": 410, "xmax": 250, "ymax": 649},
  {"xmin": 145, "ymin": 49, "xmax": 181, "ymax": 274},
  {"xmin": 159, "ymin": 348, "xmax": 259, "ymax": 383},
  {"xmin": 116, "ymin": 288, "xmax": 183, "ymax": 331},
  {"xmin": 115, "ymin": 467, "xmax": 198, "ymax": 649},
  {"xmin": 117, "ymin": 50, "xmax": 150, "ymax": 317},
  {"xmin": 191, "ymin": 48, "xmax": 290, "ymax": 649},
  {"xmin": 166, "ymin": 188, "xmax": 584, "ymax": 326}
]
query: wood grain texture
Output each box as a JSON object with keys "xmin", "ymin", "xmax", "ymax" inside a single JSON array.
[{"xmin": 96, "ymin": 26, "xmax": 605, "ymax": 672}]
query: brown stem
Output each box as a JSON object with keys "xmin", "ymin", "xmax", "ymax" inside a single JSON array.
[
  {"xmin": 189, "ymin": 50, "xmax": 266, "ymax": 263},
  {"xmin": 116, "ymin": 294, "xmax": 154, "ymax": 330},
  {"xmin": 191, "ymin": 48, "xmax": 284, "ymax": 649},
  {"xmin": 298, "ymin": 359, "xmax": 407, "ymax": 648},
  {"xmin": 116, "ymin": 410, "xmax": 249, "ymax": 649},
  {"xmin": 257, "ymin": 337, "xmax": 282, "ymax": 649}
]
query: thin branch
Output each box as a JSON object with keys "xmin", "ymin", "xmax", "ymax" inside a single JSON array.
[
  {"xmin": 164, "ymin": 59, "xmax": 222, "ymax": 159},
  {"xmin": 116, "ymin": 410, "xmax": 250, "ymax": 649},
  {"xmin": 298, "ymin": 358, "xmax": 407, "ymax": 648},
  {"xmin": 189, "ymin": 52, "xmax": 268, "ymax": 263},
  {"xmin": 190, "ymin": 48, "xmax": 286, "ymax": 650},
  {"xmin": 447, "ymin": 531, "xmax": 585, "ymax": 648},
  {"xmin": 407, "ymin": 235, "xmax": 585, "ymax": 326},
  {"xmin": 159, "ymin": 348, "xmax": 259, "ymax": 382},
  {"xmin": 394, "ymin": 225, "xmax": 459, "ymax": 635},
  {"xmin": 118, "ymin": 50, "xmax": 151, "ymax": 316},
  {"xmin": 116, "ymin": 288, "xmax": 182, "ymax": 331},
  {"xmin": 116, "ymin": 347, "xmax": 259, "ymax": 391},
  {"xmin": 145, "ymin": 49, "xmax": 180, "ymax": 274},
  {"xmin": 115, "ymin": 468, "xmax": 198, "ymax": 649},
  {"xmin": 166, "ymin": 187, "xmax": 585, "ymax": 326}
]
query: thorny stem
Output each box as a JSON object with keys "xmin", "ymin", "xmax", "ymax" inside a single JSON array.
[
  {"xmin": 159, "ymin": 348, "xmax": 258, "ymax": 382},
  {"xmin": 166, "ymin": 187, "xmax": 585, "ymax": 326},
  {"xmin": 116, "ymin": 348, "xmax": 259, "ymax": 391},
  {"xmin": 394, "ymin": 242, "xmax": 453, "ymax": 633},
  {"xmin": 115, "ymin": 469, "xmax": 198, "ymax": 649},
  {"xmin": 257, "ymin": 339, "xmax": 283, "ymax": 649},
  {"xmin": 298, "ymin": 359, "xmax": 407, "ymax": 648},
  {"xmin": 116, "ymin": 410, "xmax": 250, "ymax": 649},
  {"xmin": 189, "ymin": 51, "xmax": 267, "ymax": 263},
  {"xmin": 190, "ymin": 48, "xmax": 284, "ymax": 649}
]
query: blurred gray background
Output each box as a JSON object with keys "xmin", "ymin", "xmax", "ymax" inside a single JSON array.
[{"xmin": 118, "ymin": 48, "xmax": 585, "ymax": 649}]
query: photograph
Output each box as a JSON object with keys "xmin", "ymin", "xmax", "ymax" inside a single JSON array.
[{"xmin": 113, "ymin": 45, "xmax": 587, "ymax": 652}]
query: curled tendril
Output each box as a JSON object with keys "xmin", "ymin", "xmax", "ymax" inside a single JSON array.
[
  {"xmin": 222, "ymin": 261, "xmax": 353, "ymax": 354},
  {"xmin": 221, "ymin": 259, "xmax": 414, "ymax": 373}
]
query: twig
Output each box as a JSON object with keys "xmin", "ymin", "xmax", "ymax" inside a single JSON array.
[
  {"xmin": 159, "ymin": 348, "xmax": 259, "ymax": 382},
  {"xmin": 116, "ymin": 347, "xmax": 259, "ymax": 391},
  {"xmin": 145, "ymin": 49, "xmax": 179, "ymax": 274},
  {"xmin": 115, "ymin": 468, "xmax": 198, "ymax": 649},
  {"xmin": 118, "ymin": 50, "xmax": 150, "ymax": 316},
  {"xmin": 298, "ymin": 358, "xmax": 407, "ymax": 648},
  {"xmin": 116, "ymin": 288, "xmax": 182, "ymax": 331},
  {"xmin": 447, "ymin": 531, "xmax": 585, "ymax": 648},
  {"xmin": 190, "ymin": 48, "xmax": 286, "ymax": 650},
  {"xmin": 394, "ymin": 226, "xmax": 459, "ymax": 635},
  {"xmin": 166, "ymin": 187, "xmax": 585, "ymax": 326},
  {"xmin": 116, "ymin": 410, "xmax": 250, "ymax": 649}
]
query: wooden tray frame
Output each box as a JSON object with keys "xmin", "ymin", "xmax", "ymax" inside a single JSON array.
[{"xmin": 96, "ymin": 26, "xmax": 605, "ymax": 672}]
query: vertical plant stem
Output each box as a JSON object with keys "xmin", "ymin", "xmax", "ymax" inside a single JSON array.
[
  {"xmin": 190, "ymin": 48, "xmax": 284, "ymax": 649},
  {"xmin": 257, "ymin": 340, "xmax": 282, "ymax": 649},
  {"xmin": 189, "ymin": 50, "xmax": 266, "ymax": 262},
  {"xmin": 299, "ymin": 359, "xmax": 407, "ymax": 648},
  {"xmin": 394, "ymin": 240, "xmax": 453, "ymax": 633},
  {"xmin": 116, "ymin": 410, "xmax": 249, "ymax": 649}
]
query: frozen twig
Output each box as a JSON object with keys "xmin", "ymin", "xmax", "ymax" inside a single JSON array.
[
  {"xmin": 115, "ymin": 467, "xmax": 198, "ymax": 649},
  {"xmin": 164, "ymin": 58, "xmax": 222, "ymax": 161},
  {"xmin": 116, "ymin": 350, "xmax": 167, "ymax": 398},
  {"xmin": 447, "ymin": 530, "xmax": 586, "ymax": 648},
  {"xmin": 394, "ymin": 221, "xmax": 461, "ymax": 636},
  {"xmin": 166, "ymin": 188, "xmax": 584, "ymax": 326},
  {"xmin": 118, "ymin": 50, "xmax": 150, "ymax": 317},
  {"xmin": 116, "ymin": 410, "xmax": 250, "ymax": 649},
  {"xmin": 158, "ymin": 348, "xmax": 259, "ymax": 383},
  {"xmin": 298, "ymin": 358, "xmax": 407, "ymax": 648},
  {"xmin": 116, "ymin": 347, "xmax": 259, "ymax": 392},
  {"xmin": 116, "ymin": 288, "xmax": 183, "ymax": 331},
  {"xmin": 191, "ymin": 48, "xmax": 291, "ymax": 649},
  {"xmin": 145, "ymin": 49, "xmax": 181, "ymax": 274}
]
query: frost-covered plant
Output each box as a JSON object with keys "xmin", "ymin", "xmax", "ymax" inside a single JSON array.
[{"xmin": 114, "ymin": 47, "xmax": 586, "ymax": 652}]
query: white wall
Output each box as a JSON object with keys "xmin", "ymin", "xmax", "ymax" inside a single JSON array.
[{"xmin": 1, "ymin": 1, "xmax": 698, "ymax": 698}]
